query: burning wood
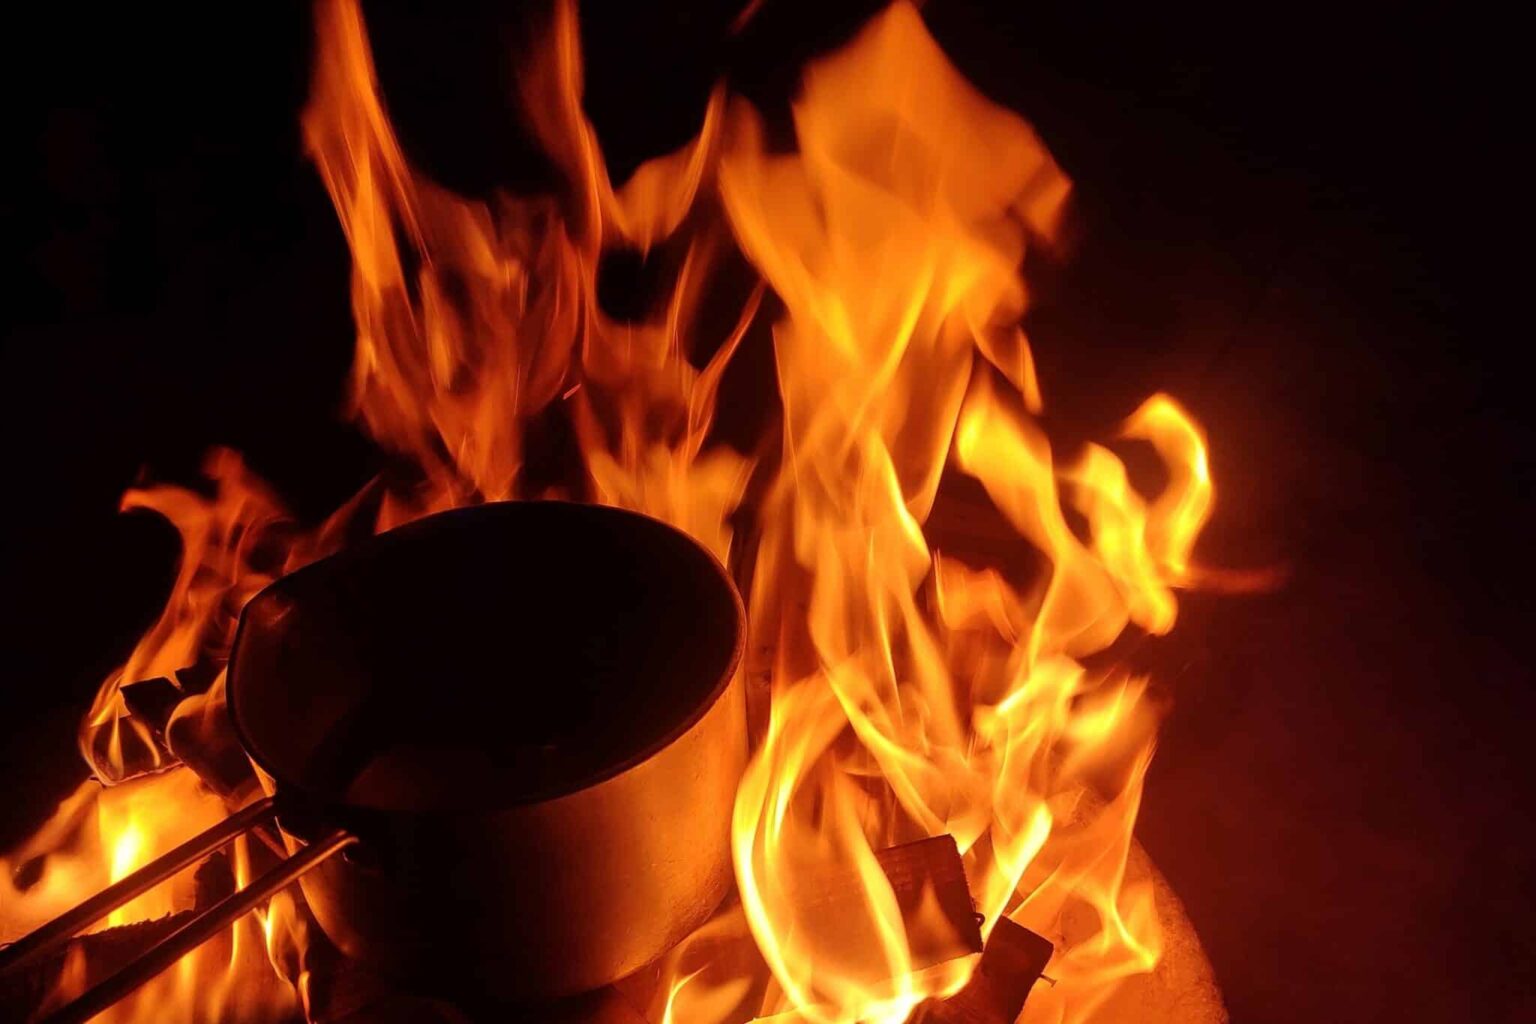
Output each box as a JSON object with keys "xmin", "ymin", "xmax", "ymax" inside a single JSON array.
[
  {"xmin": 117, "ymin": 677, "xmax": 182, "ymax": 746},
  {"xmin": 1, "ymin": 913, "xmax": 199, "ymax": 1022},
  {"xmin": 784, "ymin": 837, "xmax": 983, "ymax": 970},
  {"xmin": 909, "ymin": 919, "xmax": 1054, "ymax": 1024},
  {"xmin": 86, "ymin": 662, "xmax": 243, "ymax": 790},
  {"xmin": 162, "ymin": 683, "xmax": 257, "ymax": 801},
  {"xmin": 0, "ymin": 856, "xmax": 235, "ymax": 1021},
  {"xmin": 745, "ymin": 838, "xmax": 1052, "ymax": 1024}
]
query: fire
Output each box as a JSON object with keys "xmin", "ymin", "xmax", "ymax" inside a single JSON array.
[
  {"xmin": 1, "ymin": 2, "xmax": 1248, "ymax": 1022},
  {"xmin": 0, "ymin": 773, "xmax": 295, "ymax": 1022}
]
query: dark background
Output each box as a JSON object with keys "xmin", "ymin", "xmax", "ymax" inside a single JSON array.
[{"xmin": 2, "ymin": 2, "xmax": 1529, "ymax": 1021}]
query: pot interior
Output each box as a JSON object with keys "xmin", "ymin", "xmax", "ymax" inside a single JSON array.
[{"xmin": 228, "ymin": 501, "xmax": 742, "ymax": 813}]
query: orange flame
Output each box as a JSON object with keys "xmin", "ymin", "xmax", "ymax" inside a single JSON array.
[
  {"xmin": 0, "ymin": 774, "xmax": 297, "ymax": 1022},
  {"xmin": 1, "ymin": 2, "xmax": 1251, "ymax": 1021}
]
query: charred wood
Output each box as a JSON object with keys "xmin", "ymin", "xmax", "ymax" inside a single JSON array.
[
  {"xmin": 0, "ymin": 855, "xmax": 234, "ymax": 1022},
  {"xmin": 909, "ymin": 918, "xmax": 1053, "ymax": 1024}
]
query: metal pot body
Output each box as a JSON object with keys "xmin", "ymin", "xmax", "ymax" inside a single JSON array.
[
  {"xmin": 290, "ymin": 669, "xmax": 744, "ymax": 1000},
  {"xmin": 229, "ymin": 501, "xmax": 748, "ymax": 1002}
]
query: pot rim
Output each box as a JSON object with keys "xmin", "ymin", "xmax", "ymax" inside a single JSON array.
[{"xmin": 226, "ymin": 499, "xmax": 747, "ymax": 818}]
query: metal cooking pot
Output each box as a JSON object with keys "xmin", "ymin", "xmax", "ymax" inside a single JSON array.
[{"xmin": 4, "ymin": 501, "xmax": 747, "ymax": 1019}]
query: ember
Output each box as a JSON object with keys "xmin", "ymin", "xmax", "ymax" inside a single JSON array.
[{"xmin": 2, "ymin": 1, "xmax": 1249, "ymax": 1021}]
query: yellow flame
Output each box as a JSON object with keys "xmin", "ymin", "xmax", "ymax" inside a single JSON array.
[
  {"xmin": 0, "ymin": 2, "xmax": 1253, "ymax": 1021},
  {"xmin": 0, "ymin": 773, "xmax": 298, "ymax": 1022}
]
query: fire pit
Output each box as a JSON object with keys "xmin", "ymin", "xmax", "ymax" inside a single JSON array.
[{"xmin": 2, "ymin": 2, "xmax": 1255, "ymax": 1022}]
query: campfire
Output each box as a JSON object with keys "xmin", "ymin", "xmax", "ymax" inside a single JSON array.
[{"xmin": 2, "ymin": 2, "xmax": 1249, "ymax": 1021}]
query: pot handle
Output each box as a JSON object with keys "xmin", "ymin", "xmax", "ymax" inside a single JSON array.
[{"xmin": 0, "ymin": 796, "xmax": 356, "ymax": 1024}]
